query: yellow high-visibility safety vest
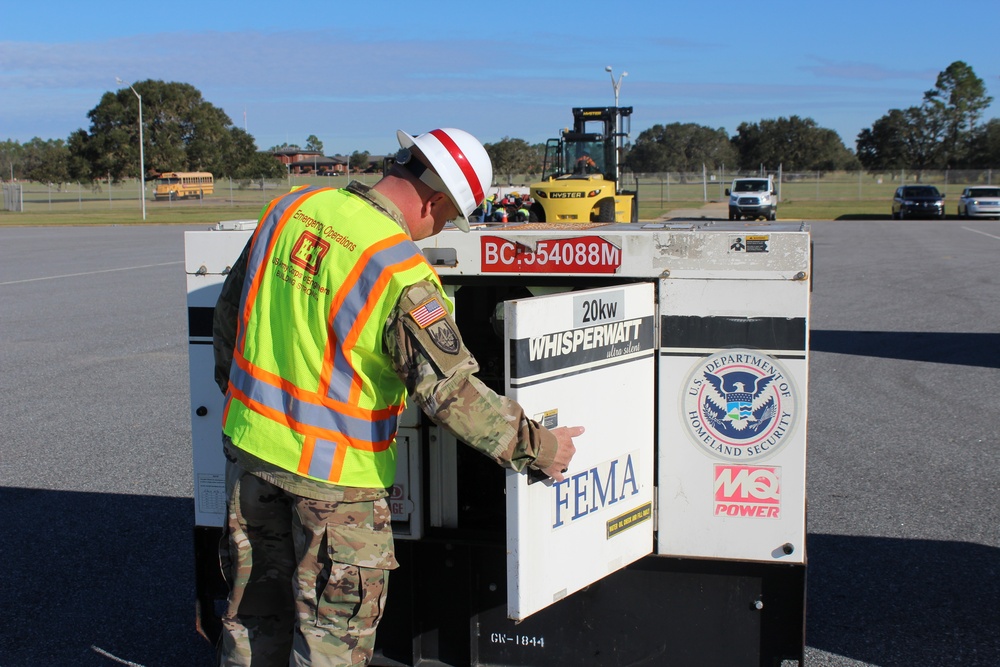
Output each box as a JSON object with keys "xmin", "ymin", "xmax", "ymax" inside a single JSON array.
[{"xmin": 223, "ymin": 186, "xmax": 446, "ymax": 487}]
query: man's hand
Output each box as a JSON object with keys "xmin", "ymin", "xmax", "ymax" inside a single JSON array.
[{"xmin": 541, "ymin": 426, "xmax": 584, "ymax": 482}]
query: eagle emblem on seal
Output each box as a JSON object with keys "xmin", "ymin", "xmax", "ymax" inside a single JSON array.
[{"xmin": 704, "ymin": 371, "xmax": 776, "ymax": 431}]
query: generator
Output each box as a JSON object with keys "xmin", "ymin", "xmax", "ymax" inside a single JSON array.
[{"xmin": 185, "ymin": 218, "xmax": 810, "ymax": 666}]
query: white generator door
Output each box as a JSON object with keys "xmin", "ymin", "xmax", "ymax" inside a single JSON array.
[{"xmin": 504, "ymin": 283, "xmax": 656, "ymax": 621}]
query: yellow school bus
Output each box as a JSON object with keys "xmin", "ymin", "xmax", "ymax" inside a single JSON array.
[{"xmin": 154, "ymin": 172, "xmax": 214, "ymax": 200}]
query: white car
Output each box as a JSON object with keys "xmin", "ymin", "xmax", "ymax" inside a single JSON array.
[{"xmin": 957, "ymin": 186, "xmax": 1000, "ymax": 219}]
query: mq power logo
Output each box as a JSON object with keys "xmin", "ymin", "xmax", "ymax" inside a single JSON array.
[
  {"xmin": 682, "ymin": 349, "xmax": 798, "ymax": 462},
  {"xmin": 714, "ymin": 465, "xmax": 780, "ymax": 519}
]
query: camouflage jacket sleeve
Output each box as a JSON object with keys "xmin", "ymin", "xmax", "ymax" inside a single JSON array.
[
  {"xmin": 212, "ymin": 239, "xmax": 251, "ymax": 395},
  {"xmin": 385, "ymin": 280, "xmax": 558, "ymax": 473}
]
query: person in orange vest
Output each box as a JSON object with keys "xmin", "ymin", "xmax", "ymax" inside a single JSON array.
[
  {"xmin": 575, "ymin": 152, "xmax": 597, "ymax": 174},
  {"xmin": 212, "ymin": 127, "xmax": 582, "ymax": 667}
]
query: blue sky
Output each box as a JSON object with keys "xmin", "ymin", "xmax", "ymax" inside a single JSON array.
[{"xmin": 2, "ymin": 0, "xmax": 998, "ymax": 157}]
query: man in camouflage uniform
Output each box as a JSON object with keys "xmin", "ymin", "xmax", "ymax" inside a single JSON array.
[{"xmin": 213, "ymin": 128, "xmax": 581, "ymax": 667}]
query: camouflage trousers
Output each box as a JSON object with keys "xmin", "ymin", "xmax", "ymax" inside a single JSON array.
[{"xmin": 218, "ymin": 462, "xmax": 397, "ymax": 666}]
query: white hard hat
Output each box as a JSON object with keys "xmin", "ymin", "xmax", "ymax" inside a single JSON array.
[{"xmin": 396, "ymin": 128, "xmax": 492, "ymax": 232}]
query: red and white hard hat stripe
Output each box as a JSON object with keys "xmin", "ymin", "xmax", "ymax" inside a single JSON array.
[{"xmin": 429, "ymin": 129, "xmax": 484, "ymax": 205}]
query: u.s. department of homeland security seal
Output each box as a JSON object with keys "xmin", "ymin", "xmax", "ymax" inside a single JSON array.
[{"xmin": 681, "ymin": 349, "xmax": 798, "ymax": 462}]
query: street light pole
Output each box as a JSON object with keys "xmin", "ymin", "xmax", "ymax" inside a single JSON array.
[
  {"xmin": 116, "ymin": 77, "xmax": 146, "ymax": 220},
  {"xmin": 605, "ymin": 66, "xmax": 628, "ymax": 185},
  {"xmin": 605, "ymin": 65, "xmax": 627, "ymax": 108}
]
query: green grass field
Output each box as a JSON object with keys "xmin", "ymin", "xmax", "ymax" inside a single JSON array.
[
  {"xmin": 0, "ymin": 174, "xmax": 378, "ymax": 227},
  {"xmin": 1, "ymin": 170, "xmax": 985, "ymax": 226},
  {"xmin": 0, "ymin": 196, "xmax": 948, "ymax": 227}
]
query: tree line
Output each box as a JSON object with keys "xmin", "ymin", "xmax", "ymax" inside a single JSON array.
[
  {"xmin": 482, "ymin": 115, "xmax": 862, "ymax": 182},
  {"xmin": 2, "ymin": 62, "xmax": 995, "ymax": 186},
  {"xmin": 488, "ymin": 62, "xmax": 996, "ymax": 179},
  {"xmin": 856, "ymin": 61, "xmax": 997, "ymax": 171},
  {"xmin": 1, "ymin": 80, "xmax": 287, "ymax": 185}
]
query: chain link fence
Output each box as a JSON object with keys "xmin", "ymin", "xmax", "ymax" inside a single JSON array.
[
  {"xmin": 631, "ymin": 168, "xmax": 998, "ymax": 205},
  {"xmin": 2, "ymin": 169, "xmax": 996, "ymax": 217},
  {"xmin": 0, "ymin": 173, "xmax": 382, "ymax": 215}
]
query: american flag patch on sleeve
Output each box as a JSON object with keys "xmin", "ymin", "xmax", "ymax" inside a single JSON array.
[{"xmin": 408, "ymin": 297, "xmax": 447, "ymax": 329}]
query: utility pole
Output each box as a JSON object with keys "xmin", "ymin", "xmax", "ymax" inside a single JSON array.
[
  {"xmin": 116, "ymin": 77, "xmax": 146, "ymax": 220},
  {"xmin": 605, "ymin": 65, "xmax": 627, "ymax": 108}
]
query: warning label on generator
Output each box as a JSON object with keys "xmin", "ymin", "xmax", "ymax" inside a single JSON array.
[
  {"xmin": 729, "ymin": 234, "xmax": 770, "ymax": 253},
  {"xmin": 606, "ymin": 502, "xmax": 653, "ymax": 539},
  {"xmin": 196, "ymin": 474, "xmax": 226, "ymax": 515}
]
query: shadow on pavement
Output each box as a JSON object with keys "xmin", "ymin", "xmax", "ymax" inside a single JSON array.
[
  {"xmin": 5, "ymin": 486, "xmax": 999, "ymax": 666},
  {"xmin": 807, "ymin": 533, "xmax": 1000, "ymax": 666},
  {"xmin": 811, "ymin": 330, "xmax": 1000, "ymax": 369},
  {"xmin": 1, "ymin": 487, "xmax": 216, "ymax": 667}
]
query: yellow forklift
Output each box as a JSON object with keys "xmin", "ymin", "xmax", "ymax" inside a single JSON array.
[{"xmin": 529, "ymin": 106, "xmax": 638, "ymax": 223}]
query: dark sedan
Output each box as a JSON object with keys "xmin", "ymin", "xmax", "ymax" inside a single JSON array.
[{"xmin": 892, "ymin": 185, "xmax": 945, "ymax": 219}]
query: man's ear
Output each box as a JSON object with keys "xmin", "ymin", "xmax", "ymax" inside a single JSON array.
[
  {"xmin": 417, "ymin": 192, "xmax": 434, "ymax": 218},
  {"xmin": 429, "ymin": 191, "xmax": 451, "ymax": 207},
  {"xmin": 424, "ymin": 191, "xmax": 451, "ymax": 217}
]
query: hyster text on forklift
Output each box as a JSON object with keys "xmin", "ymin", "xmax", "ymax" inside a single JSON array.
[
  {"xmin": 528, "ymin": 106, "xmax": 638, "ymax": 224},
  {"xmin": 185, "ymin": 216, "xmax": 810, "ymax": 667}
]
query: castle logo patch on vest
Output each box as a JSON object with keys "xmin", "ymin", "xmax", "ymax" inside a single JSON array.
[
  {"xmin": 291, "ymin": 231, "xmax": 330, "ymax": 275},
  {"xmin": 408, "ymin": 297, "xmax": 447, "ymax": 329}
]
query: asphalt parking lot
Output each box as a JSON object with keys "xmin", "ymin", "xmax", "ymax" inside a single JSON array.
[{"xmin": 1, "ymin": 218, "xmax": 998, "ymax": 666}]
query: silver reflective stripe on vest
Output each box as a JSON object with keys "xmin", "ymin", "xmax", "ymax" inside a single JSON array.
[
  {"xmin": 228, "ymin": 361, "xmax": 398, "ymax": 444},
  {"xmin": 325, "ymin": 238, "xmax": 424, "ymax": 401},
  {"xmin": 309, "ymin": 438, "xmax": 338, "ymax": 480},
  {"xmin": 237, "ymin": 187, "xmax": 325, "ymax": 352}
]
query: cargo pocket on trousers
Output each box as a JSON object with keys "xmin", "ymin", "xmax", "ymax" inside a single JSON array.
[{"xmin": 315, "ymin": 507, "xmax": 399, "ymax": 633}]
